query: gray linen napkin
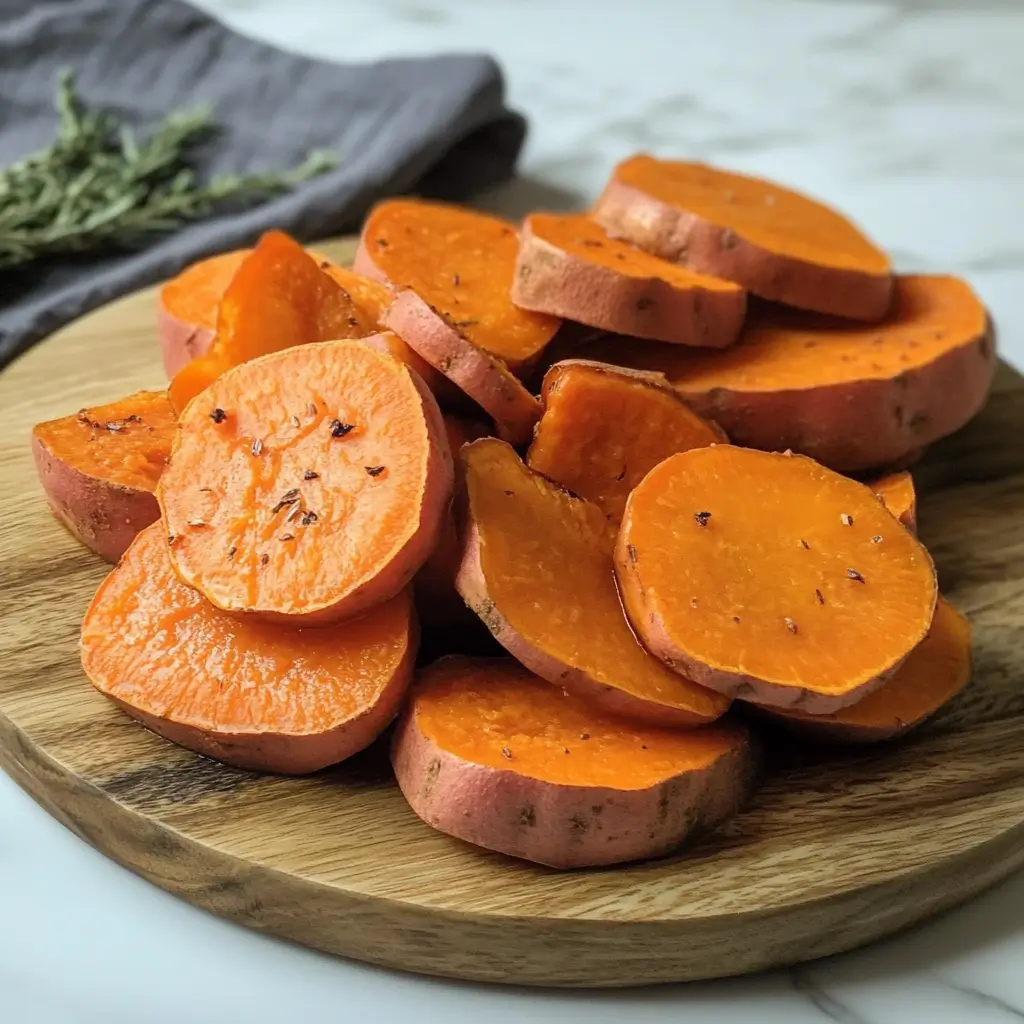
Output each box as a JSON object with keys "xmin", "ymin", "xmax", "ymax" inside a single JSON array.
[{"xmin": 0, "ymin": 0, "xmax": 526, "ymax": 367}]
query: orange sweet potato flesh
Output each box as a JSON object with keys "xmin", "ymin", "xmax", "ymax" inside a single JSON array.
[
  {"xmin": 760, "ymin": 598, "xmax": 970, "ymax": 743},
  {"xmin": 593, "ymin": 154, "xmax": 893, "ymax": 320},
  {"xmin": 415, "ymin": 415, "xmax": 490, "ymax": 629},
  {"xmin": 353, "ymin": 199, "xmax": 560, "ymax": 373},
  {"xmin": 160, "ymin": 249, "xmax": 248, "ymax": 334},
  {"xmin": 310, "ymin": 258, "xmax": 461, "ymax": 403},
  {"xmin": 616, "ymin": 445, "xmax": 937, "ymax": 713},
  {"xmin": 159, "ymin": 339, "xmax": 453, "ymax": 624},
  {"xmin": 169, "ymin": 232, "xmax": 376, "ymax": 413},
  {"xmin": 872, "ymin": 471, "xmax": 917, "ymax": 533},
  {"xmin": 158, "ymin": 249, "xmax": 248, "ymax": 377},
  {"xmin": 32, "ymin": 390, "xmax": 176, "ymax": 562},
  {"xmin": 392, "ymin": 656, "xmax": 756, "ymax": 868},
  {"xmin": 578, "ymin": 275, "xmax": 995, "ymax": 472},
  {"xmin": 455, "ymin": 437, "xmax": 729, "ymax": 726},
  {"xmin": 81, "ymin": 523, "xmax": 416, "ymax": 774},
  {"xmin": 527, "ymin": 360, "xmax": 726, "ymax": 522},
  {"xmin": 513, "ymin": 213, "xmax": 746, "ymax": 348}
]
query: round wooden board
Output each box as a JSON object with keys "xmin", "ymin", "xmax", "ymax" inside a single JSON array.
[{"xmin": 3, "ymin": 238, "xmax": 1024, "ymax": 988}]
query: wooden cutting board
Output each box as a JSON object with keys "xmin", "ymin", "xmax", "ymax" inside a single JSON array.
[{"xmin": 2, "ymin": 237, "xmax": 1024, "ymax": 988}]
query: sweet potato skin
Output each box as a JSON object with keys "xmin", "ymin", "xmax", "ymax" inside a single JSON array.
[
  {"xmin": 158, "ymin": 306, "xmax": 214, "ymax": 379},
  {"xmin": 511, "ymin": 219, "xmax": 745, "ymax": 348},
  {"xmin": 680, "ymin": 319, "xmax": 996, "ymax": 473},
  {"xmin": 32, "ymin": 432, "xmax": 158, "ymax": 563},
  {"xmin": 456, "ymin": 519, "xmax": 721, "ymax": 727},
  {"xmin": 383, "ymin": 290, "xmax": 541, "ymax": 447},
  {"xmin": 392, "ymin": 677, "xmax": 756, "ymax": 869},
  {"xmin": 594, "ymin": 176, "xmax": 893, "ymax": 321}
]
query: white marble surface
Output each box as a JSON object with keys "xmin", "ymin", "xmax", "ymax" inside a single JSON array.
[{"xmin": 4, "ymin": 1, "xmax": 1024, "ymax": 1021}]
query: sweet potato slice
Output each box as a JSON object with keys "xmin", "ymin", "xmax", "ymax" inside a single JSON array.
[
  {"xmin": 158, "ymin": 249, "xmax": 248, "ymax": 378},
  {"xmin": 527, "ymin": 360, "xmax": 726, "ymax": 522},
  {"xmin": 415, "ymin": 415, "xmax": 490, "ymax": 629},
  {"xmin": 81, "ymin": 524, "xmax": 416, "ymax": 774},
  {"xmin": 616, "ymin": 445, "xmax": 937, "ymax": 713},
  {"xmin": 455, "ymin": 438, "xmax": 729, "ymax": 725},
  {"xmin": 392, "ymin": 657, "xmax": 756, "ymax": 868},
  {"xmin": 159, "ymin": 339, "xmax": 453, "ymax": 624},
  {"xmin": 578, "ymin": 275, "xmax": 995, "ymax": 472},
  {"xmin": 32, "ymin": 390, "xmax": 176, "ymax": 562},
  {"xmin": 871, "ymin": 470, "xmax": 917, "ymax": 534},
  {"xmin": 169, "ymin": 232, "xmax": 376, "ymax": 413},
  {"xmin": 593, "ymin": 155, "xmax": 893, "ymax": 320},
  {"xmin": 383, "ymin": 290, "xmax": 542, "ymax": 446},
  {"xmin": 512, "ymin": 213, "xmax": 745, "ymax": 348},
  {"xmin": 353, "ymin": 198, "xmax": 560, "ymax": 374},
  {"xmin": 757, "ymin": 597, "xmax": 970, "ymax": 743}
]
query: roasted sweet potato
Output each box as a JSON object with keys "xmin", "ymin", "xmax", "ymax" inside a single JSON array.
[
  {"xmin": 512, "ymin": 213, "xmax": 745, "ymax": 347},
  {"xmin": 415, "ymin": 415, "xmax": 490, "ymax": 629},
  {"xmin": 314, "ymin": 260, "xmax": 455, "ymax": 401},
  {"xmin": 353, "ymin": 198, "xmax": 560, "ymax": 374},
  {"xmin": 32, "ymin": 390, "xmax": 176, "ymax": 562},
  {"xmin": 159, "ymin": 339, "xmax": 453, "ymax": 624},
  {"xmin": 158, "ymin": 249, "xmax": 247, "ymax": 378},
  {"xmin": 759, "ymin": 598, "xmax": 970, "ymax": 743},
  {"xmin": 578, "ymin": 275, "xmax": 995, "ymax": 472},
  {"xmin": 527, "ymin": 359, "xmax": 725, "ymax": 522},
  {"xmin": 456, "ymin": 437, "xmax": 729, "ymax": 725},
  {"xmin": 383, "ymin": 290, "xmax": 542, "ymax": 446},
  {"xmin": 593, "ymin": 155, "xmax": 893, "ymax": 320},
  {"xmin": 615, "ymin": 445, "xmax": 937, "ymax": 713},
  {"xmin": 169, "ymin": 232, "xmax": 377, "ymax": 413},
  {"xmin": 81, "ymin": 524, "xmax": 416, "ymax": 774},
  {"xmin": 872, "ymin": 470, "xmax": 917, "ymax": 533},
  {"xmin": 392, "ymin": 657, "xmax": 756, "ymax": 868}
]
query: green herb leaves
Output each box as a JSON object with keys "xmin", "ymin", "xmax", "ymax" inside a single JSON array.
[{"xmin": 0, "ymin": 72, "xmax": 335, "ymax": 269}]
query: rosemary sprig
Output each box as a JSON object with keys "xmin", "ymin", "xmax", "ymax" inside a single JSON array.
[{"xmin": 0, "ymin": 72, "xmax": 335, "ymax": 269}]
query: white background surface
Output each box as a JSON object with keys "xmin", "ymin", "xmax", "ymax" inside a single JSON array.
[{"xmin": 4, "ymin": 1, "xmax": 1024, "ymax": 1021}]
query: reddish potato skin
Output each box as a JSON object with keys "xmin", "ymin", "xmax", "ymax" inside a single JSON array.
[
  {"xmin": 32, "ymin": 432, "xmax": 158, "ymax": 563},
  {"xmin": 158, "ymin": 304, "xmax": 214, "ymax": 379},
  {"xmin": 678, "ymin": 320, "xmax": 996, "ymax": 473},
  {"xmin": 511, "ymin": 221, "xmax": 746, "ymax": 348},
  {"xmin": 104, "ymin": 637, "xmax": 415, "ymax": 775},
  {"xmin": 752, "ymin": 707, "xmax": 912, "ymax": 745},
  {"xmin": 593, "ymin": 178, "xmax": 894, "ymax": 321},
  {"xmin": 455, "ymin": 522, "xmax": 719, "ymax": 727},
  {"xmin": 351, "ymin": 238, "xmax": 389, "ymax": 284},
  {"xmin": 391, "ymin": 697, "xmax": 756, "ymax": 869},
  {"xmin": 383, "ymin": 291, "xmax": 541, "ymax": 447}
]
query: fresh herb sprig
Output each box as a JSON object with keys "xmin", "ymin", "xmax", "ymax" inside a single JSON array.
[{"xmin": 0, "ymin": 72, "xmax": 335, "ymax": 269}]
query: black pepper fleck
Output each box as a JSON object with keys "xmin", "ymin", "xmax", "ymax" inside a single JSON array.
[
  {"xmin": 304, "ymin": 470, "xmax": 319, "ymax": 480},
  {"xmin": 330, "ymin": 420, "xmax": 354, "ymax": 438},
  {"xmin": 209, "ymin": 408, "xmax": 227, "ymax": 423},
  {"xmin": 847, "ymin": 568, "xmax": 866, "ymax": 583},
  {"xmin": 694, "ymin": 511, "xmax": 712, "ymax": 527},
  {"xmin": 365, "ymin": 465, "xmax": 386, "ymax": 477}
]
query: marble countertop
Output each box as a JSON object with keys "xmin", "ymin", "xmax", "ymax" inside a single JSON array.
[{"xmin": 4, "ymin": 1, "xmax": 1024, "ymax": 1021}]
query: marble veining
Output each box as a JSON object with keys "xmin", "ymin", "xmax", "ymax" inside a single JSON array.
[{"xmin": 4, "ymin": 1, "xmax": 1024, "ymax": 1022}]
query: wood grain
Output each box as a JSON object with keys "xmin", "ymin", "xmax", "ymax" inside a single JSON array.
[{"xmin": 2, "ymin": 238, "xmax": 1024, "ymax": 987}]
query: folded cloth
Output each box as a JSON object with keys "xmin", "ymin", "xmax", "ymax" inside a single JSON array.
[{"xmin": 0, "ymin": 0, "xmax": 526, "ymax": 367}]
